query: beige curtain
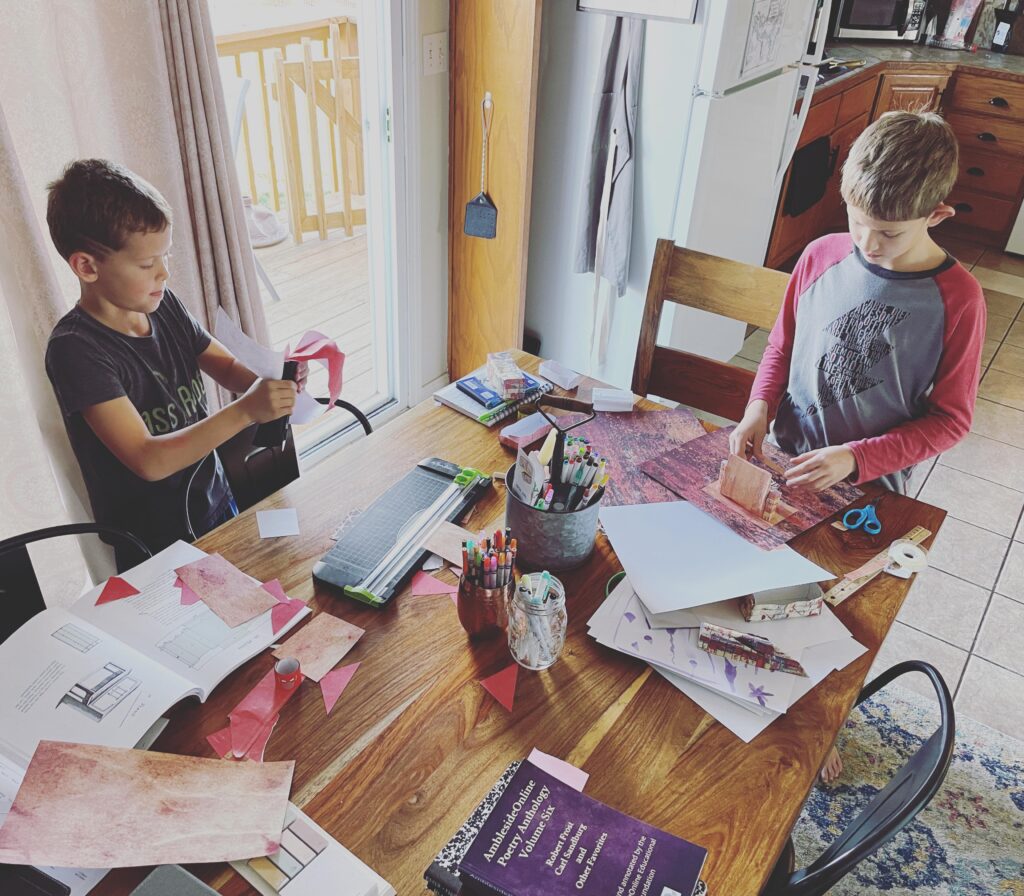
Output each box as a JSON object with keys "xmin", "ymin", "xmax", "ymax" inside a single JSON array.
[{"xmin": 0, "ymin": 0, "xmax": 269, "ymax": 596}]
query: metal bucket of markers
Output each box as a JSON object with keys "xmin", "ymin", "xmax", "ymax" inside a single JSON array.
[
  {"xmin": 508, "ymin": 573, "xmax": 567, "ymax": 671},
  {"xmin": 504, "ymin": 464, "xmax": 602, "ymax": 571}
]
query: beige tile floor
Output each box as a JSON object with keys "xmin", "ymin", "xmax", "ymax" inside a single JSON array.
[{"xmin": 732, "ymin": 241, "xmax": 1024, "ymax": 742}]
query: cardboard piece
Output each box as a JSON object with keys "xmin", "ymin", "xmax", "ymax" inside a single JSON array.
[
  {"xmin": 479, "ymin": 663, "xmax": 519, "ymax": 712},
  {"xmin": 272, "ymin": 613, "xmax": 364, "ymax": 682},
  {"xmin": 320, "ymin": 662, "xmax": 360, "ymax": 715},
  {"xmin": 95, "ymin": 576, "xmax": 140, "ymax": 606},
  {"xmin": 423, "ymin": 521, "xmax": 472, "ymax": 567},
  {"xmin": 641, "ymin": 427, "xmax": 862, "ymax": 550},
  {"xmin": 175, "ymin": 554, "xmax": 277, "ymax": 628},
  {"xmin": 411, "ymin": 571, "xmax": 460, "ymax": 596},
  {"xmin": 527, "ymin": 749, "xmax": 588, "ymax": 791},
  {"xmin": 0, "ymin": 740, "xmax": 294, "ymax": 868}
]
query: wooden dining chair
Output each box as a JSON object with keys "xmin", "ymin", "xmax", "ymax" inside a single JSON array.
[{"xmin": 631, "ymin": 239, "xmax": 790, "ymax": 422}]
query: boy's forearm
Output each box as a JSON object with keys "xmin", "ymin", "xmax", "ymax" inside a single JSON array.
[
  {"xmin": 139, "ymin": 401, "xmax": 252, "ymax": 481},
  {"xmin": 216, "ymin": 359, "xmax": 259, "ymax": 394}
]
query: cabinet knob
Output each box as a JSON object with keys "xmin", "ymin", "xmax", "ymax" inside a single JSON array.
[
  {"xmin": 990, "ymin": 97, "xmax": 1009, "ymax": 108},
  {"xmin": 967, "ymin": 166, "xmax": 985, "ymax": 177},
  {"xmin": 977, "ymin": 132, "xmax": 997, "ymax": 142},
  {"xmin": 954, "ymin": 202, "xmax": 974, "ymax": 213}
]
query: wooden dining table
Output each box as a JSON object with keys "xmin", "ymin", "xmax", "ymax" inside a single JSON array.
[{"xmin": 92, "ymin": 352, "xmax": 945, "ymax": 896}]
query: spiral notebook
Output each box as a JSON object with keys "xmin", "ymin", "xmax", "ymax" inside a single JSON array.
[{"xmin": 433, "ymin": 367, "xmax": 553, "ymax": 427}]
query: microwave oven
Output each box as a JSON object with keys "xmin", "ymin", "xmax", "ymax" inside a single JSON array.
[{"xmin": 831, "ymin": 0, "xmax": 927, "ymax": 40}]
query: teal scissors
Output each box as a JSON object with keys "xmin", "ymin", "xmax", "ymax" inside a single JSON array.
[{"xmin": 843, "ymin": 503, "xmax": 881, "ymax": 535}]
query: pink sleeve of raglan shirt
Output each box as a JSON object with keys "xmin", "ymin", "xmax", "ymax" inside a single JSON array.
[{"xmin": 846, "ymin": 265, "xmax": 986, "ymax": 485}]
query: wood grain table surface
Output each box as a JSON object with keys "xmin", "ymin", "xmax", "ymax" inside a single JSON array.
[{"xmin": 93, "ymin": 352, "xmax": 945, "ymax": 896}]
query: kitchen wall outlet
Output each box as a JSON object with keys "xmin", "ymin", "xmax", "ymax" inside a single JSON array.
[{"xmin": 423, "ymin": 31, "xmax": 448, "ymax": 76}]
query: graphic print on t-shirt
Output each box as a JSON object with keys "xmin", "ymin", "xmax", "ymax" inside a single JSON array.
[
  {"xmin": 803, "ymin": 299, "xmax": 910, "ymax": 418},
  {"xmin": 140, "ymin": 370, "xmax": 207, "ymax": 435}
]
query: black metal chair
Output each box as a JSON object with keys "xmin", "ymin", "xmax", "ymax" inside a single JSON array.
[
  {"xmin": 0, "ymin": 524, "xmax": 151, "ymax": 644},
  {"xmin": 762, "ymin": 661, "xmax": 956, "ymax": 896}
]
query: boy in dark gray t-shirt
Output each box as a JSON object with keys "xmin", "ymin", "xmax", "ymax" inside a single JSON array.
[{"xmin": 44, "ymin": 159, "xmax": 304, "ymax": 569}]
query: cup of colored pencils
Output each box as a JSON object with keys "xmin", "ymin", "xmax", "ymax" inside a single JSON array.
[{"xmin": 456, "ymin": 527, "xmax": 517, "ymax": 639}]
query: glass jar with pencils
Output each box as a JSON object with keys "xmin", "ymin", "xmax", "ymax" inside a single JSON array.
[
  {"xmin": 508, "ymin": 572, "xmax": 567, "ymax": 671},
  {"xmin": 456, "ymin": 527, "xmax": 517, "ymax": 639}
]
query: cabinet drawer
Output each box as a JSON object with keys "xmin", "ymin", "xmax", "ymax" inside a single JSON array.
[
  {"xmin": 798, "ymin": 93, "xmax": 840, "ymax": 148},
  {"xmin": 837, "ymin": 77, "xmax": 878, "ymax": 128},
  {"xmin": 947, "ymin": 111, "xmax": 1024, "ymax": 157},
  {"xmin": 956, "ymin": 146, "xmax": 1024, "ymax": 198},
  {"xmin": 947, "ymin": 74, "xmax": 1024, "ymax": 120},
  {"xmin": 946, "ymin": 187, "xmax": 1017, "ymax": 233}
]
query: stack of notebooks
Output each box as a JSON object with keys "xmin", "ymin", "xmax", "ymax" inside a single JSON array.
[
  {"xmin": 434, "ymin": 366, "xmax": 553, "ymax": 426},
  {"xmin": 424, "ymin": 758, "xmax": 708, "ymax": 896},
  {"xmin": 591, "ymin": 501, "xmax": 867, "ymax": 742}
]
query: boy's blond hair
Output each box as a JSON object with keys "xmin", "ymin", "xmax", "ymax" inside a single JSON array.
[{"xmin": 841, "ymin": 111, "xmax": 959, "ymax": 222}]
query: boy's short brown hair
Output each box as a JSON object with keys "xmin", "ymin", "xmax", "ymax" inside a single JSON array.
[
  {"xmin": 46, "ymin": 159, "xmax": 172, "ymax": 260},
  {"xmin": 841, "ymin": 111, "xmax": 959, "ymax": 222}
]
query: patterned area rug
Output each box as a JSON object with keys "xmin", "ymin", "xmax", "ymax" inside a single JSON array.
[{"xmin": 792, "ymin": 683, "xmax": 1024, "ymax": 895}]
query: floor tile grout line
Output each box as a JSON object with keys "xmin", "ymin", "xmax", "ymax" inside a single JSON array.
[{"xmin": 933, "ymin": 457, "xmax": 1024, "ymax": 494}]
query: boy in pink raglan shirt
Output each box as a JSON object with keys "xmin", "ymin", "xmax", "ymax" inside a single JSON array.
[{"xmin": 730, "ymin": 111, "xmax": 986, "ymax": 781}]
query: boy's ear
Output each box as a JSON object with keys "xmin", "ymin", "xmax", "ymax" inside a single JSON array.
[
  {"xmin": 925, "ymin": 203, "xmax": 956, "ymax": 228},
  {"xmin": 68, "ymin": 251, "xmax": 100, "ymax": 282}
]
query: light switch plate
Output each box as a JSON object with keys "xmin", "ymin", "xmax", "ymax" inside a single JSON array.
[{"xmin": 423, "ymin": 31, "xmax": 448, "ymax": 76}]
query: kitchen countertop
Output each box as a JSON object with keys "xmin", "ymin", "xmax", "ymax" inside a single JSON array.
[{"xmin": 818, "ymin": 40, "xmax": 1024, "ymax": 93}]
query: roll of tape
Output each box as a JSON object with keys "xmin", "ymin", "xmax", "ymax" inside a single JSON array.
[{"xmin": 888, "ymin": 539, "xmax": 928, "ymax": 573}]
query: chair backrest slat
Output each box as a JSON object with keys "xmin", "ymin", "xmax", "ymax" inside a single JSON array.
[{"xmin": 632, "ymin": 239, "xmax": 789, "ymax": 420}]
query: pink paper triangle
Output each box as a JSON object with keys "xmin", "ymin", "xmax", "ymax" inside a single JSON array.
[
  {"xmin": 262, "ymin": 579, "xmax": 307, "ymax": 634},
  {"xmin": 262, "ymin": 579, "xmax": 289, "ymax": 602},
  {"xmin": 411, "ymin": 571, "xmax": 459, "ymax": 596},
  {"xmin": 176, "ymin": 576, "xmax": 202, "ymax": 606},
  {"xmin": 95, "ymin": 576, "xmax": 140, "ymax": 606},
  {"xmin": 479, "ymin": 663, "xmax": 519, "ymax": 712},
  {"xmin": 320, "ymin": 662, "xmax": 360, "ymax": 715}
]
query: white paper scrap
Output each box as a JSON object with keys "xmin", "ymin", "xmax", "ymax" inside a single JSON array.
[{"xmin": 256, "ymin": 508, "xmax": 300, "ymax": 539}]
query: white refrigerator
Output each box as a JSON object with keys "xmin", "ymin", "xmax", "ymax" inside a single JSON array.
[{"xmin": 664, "ymin": 0, "xmax": 832, "ymax": 360}]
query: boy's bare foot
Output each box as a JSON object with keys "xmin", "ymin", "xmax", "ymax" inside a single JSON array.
[{"xmin": 820, "ymin": 746, "xmax": 843, "ymax": 784}]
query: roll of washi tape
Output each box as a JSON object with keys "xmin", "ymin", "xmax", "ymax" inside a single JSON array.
[
  {"xmin": 887, "ymin": 539, "xmax": 928, "ymax": 578},
  {"xmin": 274, "ymin": 656, "xmax": 301, "ymax": 689}
]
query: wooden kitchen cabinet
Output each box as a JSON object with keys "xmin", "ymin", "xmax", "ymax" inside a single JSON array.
[{"xmin": 871, "ymin": 70, "xmax": 949, "ymax": 120}]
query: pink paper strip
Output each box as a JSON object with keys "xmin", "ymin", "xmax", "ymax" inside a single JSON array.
[
  {"xmin": 243, "ymin": 714, "xmax": 280, "ymax": 762},
  {"xmin": 176, "ymin": 576, "xmax": 202, "ymax": 606},
  {"xmin": 209, "ymin": 714, "xmax": 279, "ymax": 762},
  {"xmin": 411, "ymin": 571, "xmax": 459, "ymax": 596},
  {"xmin": 228, "ymin": 668, "xmax": 303, "ymax": 757},
  {"xmin": 207, "ymin": 725, "xmax": 232, "ymax": 758},
  {"xmin": 320, "ymin": 663, "xmax": 360, "ymax": 715},
  {"xmin": 287, "ymin": 329, "xmax": 345, "ymax": 408},
  {"xmin": 527, "ymin": 748, "xmax": 589, "ymax": 791}
]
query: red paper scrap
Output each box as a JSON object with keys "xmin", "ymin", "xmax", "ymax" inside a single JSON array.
[
  {"xmin": 209, "ymin": 714, "xmax": 280, "ymax": 762},
  {"xmin": 411, "ymin": 571, "xmax": 459, "ymax": 596},
  {"xmin": 207, "ymin": 725, "xmax": 233, "ymax": 758},
  {"xmin": 228, "ymin": 668, "xmax": 303, "ymax": 757},
  {"xmin": 262, "ymin": 579, "xmax": 307, "ymax": 635},
  {"xmin": 320, "ymin": 663, "xmax": 360, "ymax": 715},
  {"xmin": 287, "ymin": 329, "xmax": 345, "ymax": 408},
  {"xmin": 242, "ymin": 714, "xmax": 279, "ymax": 762},
  {"xmin": 95, "ymin": 576, "xmax": 140, "ymax": 606},
  {"xmin": 479, "ymin": 663, "xmax": 519, "ymax": 712},
  {"xmin": 176, "ymin": 577, "xmax": 202, "ymax": 606}
]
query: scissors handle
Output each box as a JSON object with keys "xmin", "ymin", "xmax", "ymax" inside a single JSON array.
[{"xmin": 843, "ymin": 505, "xmax": 881, "ymax": 535}]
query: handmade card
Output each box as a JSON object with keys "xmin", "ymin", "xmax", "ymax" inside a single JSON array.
[
  {"xmin": 571, "ymin": 407, "xmax": 705, "ymax": 506},
  {"xmin": 0, "ymin": 741, "xmax": 293, "ymax": 868},
  {"xmin": 641, "ymin": 427, "xmax": 862, "ymax": 550}
]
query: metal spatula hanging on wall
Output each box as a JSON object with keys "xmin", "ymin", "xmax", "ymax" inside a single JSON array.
[{"xmin": 464, "ymin": 91, "xmax": 497, "ymax": 239}]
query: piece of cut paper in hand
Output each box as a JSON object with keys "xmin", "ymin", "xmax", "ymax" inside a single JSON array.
[
  {"xmin": 0, "ymin": 740, "xmax": 294, "ymax": 868},
  {"xmin": 257, "ymin": 508, "xmax": 300, "ymax": 539},
  {"xmin": 176, "ymin": 553, "xmax": 277, "ymax": 628},
  {"xmin": 423, "ymin": 553, "xmax": 444, "ymax": 571},
  {"xmin": 423, "ymin": 521, "xmax": 472, "ymax": 567},
  {"xmin": 228, "ymin": 667, "xmax": 304, "ymax": 758},
  {"xmin": 262, "ymin": 579, "xmax": 307, "ymax": 635},
  {"xmin": 272, "ymin": 612, "xmax": 364, "ymax": 682},
  {"xmin": 287, "ymin": 329, "xmax": 345, "ymax": 409},
  {"xmin": 175, "ymin": 576, "xmax": 202, "ymax": 606},
  {"xmin": 527, "ymin": 749, "xmax": 588, "ymax": 791},
  {"xmin": 411, "ymin": 571, "xmax": 460, "ymax": 596},
  {"xmin": 479, "ymin": 663, "xmax": 519, "ymax": 712},
  {"xmin": 321, "ymin": 662, "xmax": 360, "ymax": 715},
  {"xmin": 95, "ymin": 576, "xmax": 140, "ymax": 606}
]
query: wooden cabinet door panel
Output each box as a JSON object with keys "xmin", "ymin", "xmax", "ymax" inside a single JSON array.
[
  {"xmin": 957, "ymin": 145, "xmax": 1024, "ymax": 198},
  {"xmin": 798, "ymin": 93, "xmax": 841, "ymax": 148},
  {"xmin": 946, "ymin": 187, "xmax": 1017, "ymax": 233},
  {"xmin": 946, "ymin": 111, "xmax": 1024, "ymax": 157},
  {"xmin": 837, "ymin": 76, "xmax": 879, "ymax": 128},
  {"xmin": 947, "ymin": 73, "xmax": 1024, "ymax": 120},
  {"xmin": 822, "ymin": 113, "xmax": 870, "ymax": 231},
  {"xmin": 872, "ymin": 72, "xmax": 948, "ymax": 120}
]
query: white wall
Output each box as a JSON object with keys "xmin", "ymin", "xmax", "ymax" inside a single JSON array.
[{"xmin": 524, "ymin": 6, "xmax": 701, "ymax": 390}]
